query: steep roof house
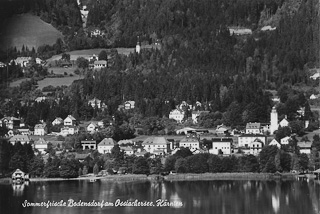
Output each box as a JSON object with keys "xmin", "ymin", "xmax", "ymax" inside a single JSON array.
[
  {"xmin": 142, "ymin": 137, "xmax": 168, "ymax": 155},
  {"xmin": 98, "ymin": 138, "xmax": 117, "ymax": 154},
  {"xmin": 64, "ymin": 115, "xmax": 77, "ymax": 126}
]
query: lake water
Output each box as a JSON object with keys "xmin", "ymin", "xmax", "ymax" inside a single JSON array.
[{"xmin": 1, "ymin": 179, "xmax": 320, "ymax": 214}]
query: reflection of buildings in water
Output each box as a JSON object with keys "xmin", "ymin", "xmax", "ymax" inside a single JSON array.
[
  {"xmin": 271, "ymin": 194, "xmax": 280, "ymax": 213},
  {"xmin": 285, "ymin": 195, "xmax": 289, "ymax": 206},
  {"xmin": 98, "ymin": 181, "xmax": 116, "ymax": 199},
  {"xmin": 12, "ymin": 182, "xmax": 28, "ymax": 196},
  {"xmin": 309, "ymin": 180, "xmax": 320, "ymax": 213},
  {"xmin": 161, "ymin": 182, "xmax": 166, "ymax": 199},
  {"xmin": 170, "ymin": 192, "xmax": 183, "ymax": 208},
  {"xmin": 192, "ymin": 198, "xmax": 201, "ymax": 208}
]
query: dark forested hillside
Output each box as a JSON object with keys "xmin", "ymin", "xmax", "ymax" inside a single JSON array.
[{"xmin": 0, "ymin": 0, "xmax": 319, "ymax": 128}]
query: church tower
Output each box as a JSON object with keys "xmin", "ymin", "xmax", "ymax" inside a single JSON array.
[{"xmin": 270, "ymin": 106, "xmax": 278, "ymax": 135}]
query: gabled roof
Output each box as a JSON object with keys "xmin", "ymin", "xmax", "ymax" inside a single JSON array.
[
  {"xmin": 239, "ymin": 134, "xmax": 266, "ymax": 138},
  {"xmin": 53, "ymin": 117, "xmax": 63, "ymax": 122},
  {"xmin": 118, "ymin": 139, "xmax": 133, "ymax": 145},
  {"xmin": 94, "ymin": 60, "xmax": 107, "ymax": 65},
  {"xmin": 142, "ymin": 137, "xmax": 169, "ymax": 145},
  {"xmin": 180, "ymin": 136, "xmax": 199, "ymax": 143},
  {"xmin": 98, "ymin": 138, "xmax": 117, "ymax": 146},
  {"xmin": 35, "ymin": 124, "xmax": 46, "ymax": 129},
  {"xmin": 75, "ymin": 153, "xmax": 90, "ymax": 160},
  {"xmin": 120, "ymin": 146, "xmax": 133, "ymax": 151},
  {"xmin": 246, "ymin": 122, "xmax": 261, "ymax": 129},
  {"xmin": 65, "ymin": 115, "xmax": 76, "ymax": 121},
  {"xmin": 297, "ymin": 141, "xmax": 312, "ymax": 148},
  {"xmin": 211, "ymin": 138, "xmax": 233, "ymax": 143},
  {"xmin": 9, "ymin": 135, "xmax": 31, "ymax": 142},
  {"xmin": 35, "ymin": 138, "xmax": 47, "ymax": 145}
]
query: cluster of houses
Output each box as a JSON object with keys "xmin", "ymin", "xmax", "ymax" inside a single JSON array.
[{"xmin": 169, "ymin": 101, "xmax": 209, "ymax": 123}]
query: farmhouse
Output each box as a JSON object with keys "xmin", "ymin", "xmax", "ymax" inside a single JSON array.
[
  {"xmin": 94, "ymin": 60, "xmax": 107, "ymax": 70},
  {"xmin": 0, "ymin": 116, "xmax": 20, "ymax": 129}
]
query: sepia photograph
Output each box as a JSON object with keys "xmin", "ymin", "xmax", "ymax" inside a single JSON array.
[{"xmin": 0, "ymin": 0, "xmax": 320, "ymax": 213}]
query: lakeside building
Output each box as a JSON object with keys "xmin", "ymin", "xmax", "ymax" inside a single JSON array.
[
  {"xmin": 209, "ymin": 138, "xmax": 233, "ymax": 155},
  {"xmin": 142, "ymin": 137, "xmax": 168, "ymax": 154}
]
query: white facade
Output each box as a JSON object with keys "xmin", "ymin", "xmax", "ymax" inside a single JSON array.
[
  {"xmin": 179, "ymin": 137, "xmax": 200, "ymax": 150},
  {"xmin": 269, "ymin": 139, "xmax": 281, "ymax": 148},
  {"xmin": 270, "ymin": 107, "xmax": 278, "ymax": 134},
  {"xmin": 279, "ymin": 118, "xmax": 289, "ymax": 127},
  {"xmin": 64, "ymin": 115, "xmax": 76, "ymax": 126},
  {"xmin": 52, "ymin": 118, "xmax": 63, "ymax": 126},
  {"xmin": 298, "ymin": 142, "xmax": 312, "ymax": 154},
  {"xmin": 34, "ymin": 138, "xmax": 48, "ymax": 154},
  {"xmin": 87, "ymin": 123, "xmax": 97, "ymax": 132},
  {"xmin": 238, "ymin": 134, "xmax": 266, "ymax": 148},
  {"xmin": 120, "ymin": 147, "xmax": 134, "ymax": 156},
  {"xmin": 169, "ymin": 109, "xmax": 185, "ymax": 123},
  {"xmin": 280, "ymin": 136, "xmax": 291, "ymax": 145},
  {"xmin": 60, "ymin": 126, "xmax": 78, "ymax": 136},
  {"xmin": 209, "ymin": 141, "xmax": 231, "ymax": 155},
  {"xmin": 250, "ymin": 140, "xmax": 263, "ymax": 155},
  {"xmin": 246, "ymin": 122, "xmax": 261, "ymax": 134},
  {"xmin": 98, "ymin": 138, "xmax": 116, "ymax": 154},
  {"xmin": 142, "ymin": 137, "xmax": 168, "ymax": 154},
  {"xmin": 94, "ymin": 60, "xmax": 107, "ymax": 70},
  {"xmin": 34, "ymin": 124, "xmax": 46, "ymax": 136}
]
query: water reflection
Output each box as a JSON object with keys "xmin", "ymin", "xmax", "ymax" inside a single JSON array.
[{"xmin": 1, "ymin": 179, "xmax": 320, "ymax": 214}]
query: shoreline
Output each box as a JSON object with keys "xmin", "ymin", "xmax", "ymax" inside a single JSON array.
[{"xmin": 0, "ymin": 173, "xmax": 302, "ymax": 184}]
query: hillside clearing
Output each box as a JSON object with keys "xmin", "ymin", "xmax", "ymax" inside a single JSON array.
[{"xmin": 0, "ymin": 13, "xmax": 63, "ymax": 51}]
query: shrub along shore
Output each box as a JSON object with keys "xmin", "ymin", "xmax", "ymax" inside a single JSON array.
[
  {"xmin": 163, "ymin": 172, "xmax": 298, "ymax": 181},
  {"xmin": 1, "ymin": 173, "xmax": 301, "ymax": 184}
]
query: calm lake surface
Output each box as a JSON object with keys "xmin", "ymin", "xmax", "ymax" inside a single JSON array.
[{"xmin": 1, "ymin": 179, "xmax": 320, "ymax": 214}]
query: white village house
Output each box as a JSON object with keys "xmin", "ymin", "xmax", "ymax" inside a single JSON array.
[
  {"xmin": 98, "ymin": 138, "xmax": 117, "ymax": 154},
  {"xmin": 179, "ymin": 136, "xmax": 200, "ymax": 150},
  {"xmin": 169, "ymin": 109, "xmax": 185, "ymax": 123},
  {"xmin": 142, "ymin": 137, "xmax": 168, "ymax": 154},
  {"xmin": 209, "ymin": 138, "xmax": 233, "ymax": 155},
  {"xmin": 64, "ymin": 115, "xmax": 77, "ymax": 126}
]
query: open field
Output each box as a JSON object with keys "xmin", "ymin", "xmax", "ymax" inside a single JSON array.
[
  {"xmin": 9, "ymin": 67, "xmax": 82, "ymax": 89},
  {"xmin": 9, "ymin": 78, "xmax": 31, "ymax": 88},
  {"xmin": 37, "ymin": 75, "xmax": 83, "ymax": 90},
  {"xmin": 47, "ymin": 48, "xmax": 135, "ymax": 63},
  {"xmin": 0, "ymin": 13, "xmax": 62, "ymax": 51},
  {"xmin": 38, "ymin": 67, "xmax": 83, "ymax": 90}
]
